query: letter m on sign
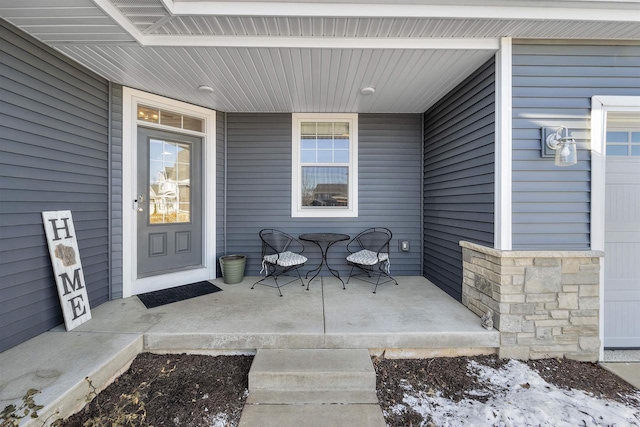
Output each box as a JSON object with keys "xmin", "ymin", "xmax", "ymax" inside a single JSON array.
[{"xmin": 42, "ymin": 211, "xmax": 92, "ymax": 330}]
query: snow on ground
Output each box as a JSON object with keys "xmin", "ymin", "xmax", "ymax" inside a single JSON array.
[
  {"xmin": 388, "ymin": 359, "xmax": 640, "ymax": 427},
  {"xmin": 208, "ymin": 412, "xmax": 229, "ymax": 427}
]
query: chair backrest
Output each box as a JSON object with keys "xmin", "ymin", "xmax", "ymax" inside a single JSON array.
[
  {"xmin": 349, "ymin": 228, "xmax": 392, "ymax": 254},
  {"xmin": 259, "ymin": 229, "xmax": 294, "ymax": 255}
]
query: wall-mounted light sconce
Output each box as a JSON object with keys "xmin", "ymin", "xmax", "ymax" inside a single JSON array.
[{"xmin": 541, "ymin": 126, "xmax": 578, "ymax": 167}]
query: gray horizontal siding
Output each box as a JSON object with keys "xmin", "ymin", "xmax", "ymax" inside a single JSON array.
[
  {"xmin": 216, "ymin": 111, "xmax": 225, "ymax": 277},
  {"xmin": 512, "ymin": 43, "xmax": 640, "ymax": 250},
  {"xmin": 110, "ymin": 84, "xmax": 123, "ymax": 298},
  {"xmin": 225, "ymin": 113, "xmax": 422, "ymax": 279},
  {"xmin": 423, "ymin": 58, "xmax": 495, "ymax": 301},
  {"xmin": 0, "ymin": 20, "xmax": 110, "ymax": 352}
]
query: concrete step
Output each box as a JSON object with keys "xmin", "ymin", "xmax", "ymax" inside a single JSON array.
[
  {"xmin": 239, "ymin": 404, "xmax": 387, "ymax": 427},
  {"xmin": 248, "ymin": 349, "xmax": 376, "ymax": 392},
  {"xmin": 245, "ymin": 389, "xmax": 379, "ymax": 405}
]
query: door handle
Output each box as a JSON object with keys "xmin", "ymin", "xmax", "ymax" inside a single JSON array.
[{"xmin": 134, "ymin": 194, "xmax": 145, "ymax": 211}]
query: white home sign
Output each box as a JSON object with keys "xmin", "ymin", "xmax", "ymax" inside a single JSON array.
[{"xmin": 42, "ymin": 210, "xmax": 92, "ymax": 330}]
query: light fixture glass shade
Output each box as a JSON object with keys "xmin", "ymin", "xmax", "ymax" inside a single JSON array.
[{"xmin": 554, "ymin": 139, "xmax": 577, "ymax": 166}]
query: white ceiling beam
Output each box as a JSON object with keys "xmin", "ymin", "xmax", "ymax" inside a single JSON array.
[
  {"xmin": 168, "ymin": 2, "xmax": 640, "ymax": 22},
  {"xmin": 141, "ymin": 35, "xmax": 499, "ymax": 49},
  {"xmin": 91, "ymin": 0, "xmax": 146, "ymax": 43}
]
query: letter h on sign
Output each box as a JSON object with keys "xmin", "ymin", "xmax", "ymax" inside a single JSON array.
[{"xmin": 42, "ymin": 211, "xmax": 92, "ymax": 330}]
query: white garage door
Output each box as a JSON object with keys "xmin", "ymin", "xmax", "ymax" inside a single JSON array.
[{"xmin": 604, "ymin": 113, "xmax": 640, "ymax": 348}]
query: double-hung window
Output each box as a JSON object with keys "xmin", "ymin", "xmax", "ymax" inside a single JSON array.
[{"xmin": 292, "ymin": 113, "xmax": 358, "ymax": 217}]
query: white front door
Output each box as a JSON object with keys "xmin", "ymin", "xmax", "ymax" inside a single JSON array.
[{"xmin": 603, "ymin": 112, "xmax": 640, "ymax": 348}]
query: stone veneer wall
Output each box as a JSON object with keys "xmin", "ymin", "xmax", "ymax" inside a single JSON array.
[{"xmin": 460, "ymin": 241, "xmax": 604, "ymax": 361}]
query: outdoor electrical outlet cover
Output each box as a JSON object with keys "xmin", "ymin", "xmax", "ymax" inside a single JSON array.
[{"xmin": 400, "ymin": 241, "xmax": 410, "ymax": 252}]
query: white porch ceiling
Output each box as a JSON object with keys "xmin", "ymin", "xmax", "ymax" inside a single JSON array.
[
  {"xmin": 55, "ymin": 45, "xmax": 494, "ymax": 112},
  {"xmin": 1, "ymin": 0, "xmax": 639, "ymax": 113}
]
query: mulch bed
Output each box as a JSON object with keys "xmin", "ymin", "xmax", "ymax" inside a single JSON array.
[
  {"xmin": 55, "ymin": 353, "xmax": 638, "ymax": 427},
  {"xmin": 59, "ymin": 353, "xmax": 253, "ymax": 427},
  {"xmin": 374, "ymin": 354, "xmax": 640, "ymax": 427}
]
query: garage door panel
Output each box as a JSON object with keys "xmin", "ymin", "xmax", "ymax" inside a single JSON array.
[
  {"xmin": 604, "ymin": 151, "xmax": 640, "ymax": 348},
  {"xmin": 604, "ymin": 301, "xmax": 640, "ymax": 348},
  {"xmin": 606, "ymin": 287, "xmax": 640, "ymax": 299},
  {"xmin": 604, "ymin": 242, "xmax": 640, "ymax": 279}
]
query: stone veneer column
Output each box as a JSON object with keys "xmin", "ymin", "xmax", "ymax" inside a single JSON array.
[{"xmin": 460, "ymin": 241, "xmax": 604, "ymax": 361}]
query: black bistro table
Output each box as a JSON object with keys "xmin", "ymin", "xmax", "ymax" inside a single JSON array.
[{"xmin": 299, "ymin": 233, "xmax": 350, "ymax": 289}]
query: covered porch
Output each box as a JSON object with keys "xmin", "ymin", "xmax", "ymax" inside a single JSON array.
[{"xmin": 0, "ymin": 277, "xmax": 497, "ymax": 423}]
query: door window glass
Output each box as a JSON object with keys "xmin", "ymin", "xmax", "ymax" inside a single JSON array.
[{"xmin": 149, "ymin": 138, "xmax": 191, "ymax": 224}]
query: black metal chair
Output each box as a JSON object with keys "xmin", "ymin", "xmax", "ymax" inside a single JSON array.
[
  {"xmin": 252, "ymin": 229, "xmax": 308, "ymax": 296},
  {"xmin": 346, "ymin": 227, "xmax": 398, "ymax": 293}
]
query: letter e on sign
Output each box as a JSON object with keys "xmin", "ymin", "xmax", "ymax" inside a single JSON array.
[{"xmin": 42, "ymin": 211, "xmax": 92, "ymax": 330}]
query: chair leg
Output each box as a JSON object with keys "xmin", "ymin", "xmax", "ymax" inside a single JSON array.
[
  {"xmin": 347, "ymin": 262, "xmax": 397, "ymax": 293},
  {"xmin": 253, "ymin": 264, "xmax": 307, "ymax": 296},
  {"xmin": 346, "ymin": 265, "xmax": 355, "ymax": 284},
  {"xmin": 274, "ymin": 276, "xmax": 283, "ymax": 297},
  {"xmin": 295, "ymin": 267, "xmax": 305, "ymax": 287},
  {"xmin": 252, "ymin": 264, "xmax": 282, "ymax": 296}
]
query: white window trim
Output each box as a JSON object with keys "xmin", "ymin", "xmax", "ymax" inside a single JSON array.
[
  {"xmin": 291, "ymin": 113, "xmax": 358, "ymax": 218},
  {"xmin": 122, "ymin": 87, "xmax": 216, "ymax": 297},
  {"xmin": 591, "ymin": 95, "xmax": 640, "ymax": 361}
]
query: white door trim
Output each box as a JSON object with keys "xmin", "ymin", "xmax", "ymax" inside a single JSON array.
[
  {"xmin": 122, "ymin": 87, "xmax": 216, "ymax": 297},
  {"xmin": 591, "ymin": 95, "xmax": 640, "ymax": 360}
]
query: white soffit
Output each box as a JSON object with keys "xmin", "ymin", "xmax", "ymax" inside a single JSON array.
[
  {"xmin": 2, "ymin": 0, "xmax": 639, "ymax": 112},
  {"xmin": 0, "ymin": 0, "xmax": 135, "ymax": 43},
  {"xmin": 55, "ymin": 45, "xmax": 495, "ymax": 112}
]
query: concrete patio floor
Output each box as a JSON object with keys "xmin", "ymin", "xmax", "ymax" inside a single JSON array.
[
  {"xmin": 69, "ymin": 275, "xmax": 500, "ymax": 352},
  {"xmin": 0, "ymin": 276, "xmax": 498, "ymax": 425}
]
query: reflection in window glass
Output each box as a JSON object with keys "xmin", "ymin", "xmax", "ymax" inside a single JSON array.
[
  {"xmin": 300, "ymin": 122, "xmax": 350, "ymax": 164},
  {"xmin": 183, "ymin": 116, "xmax": 203, "ymax": 132},
  {"xmin": 301, "ymin": 167, "xmax": 348, "ymax": 207},
  {"xmin": 632, "ymin": 146, "xmax": 640, "ymax": 156},
  {"xmin": 606, "ymin": 131, "xmax": 628, "ymax": 143},
  {"xmin": 301, "ymin": 122, "xmax": 316, "ymax": 135},
  {"xmin": 160, "ymin": 110, "xmax": 181, "ymax": 128},
  {"xmin": 137, "ymin": 105, "xmax": 204, "ymax": 133},
  {"xmin": 149, "ymin": 138, "xmax": 191, "ymax": 224},
  {"xmin": 138, "ymin": 105, "xmax": 159, "ymax": 123},
  {"xmin": 301, "ymin": 150, "xmax": 316, "ymax": 163},
  {"xmin": 632, "ymin": 132, "xmax": 640, "ymax": 143},
  {"xmin": 606, "ymin": 145, "xmax": 628, "ymax": 156}
]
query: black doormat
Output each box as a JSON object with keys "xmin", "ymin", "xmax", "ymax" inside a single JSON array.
[{"xmin": 137, "ymin": 281, "xmax": 222, "ymax": 309}]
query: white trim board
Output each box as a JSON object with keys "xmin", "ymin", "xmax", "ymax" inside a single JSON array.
[
  {"xmin": 122, "ymin": 87, "xmax": 217, "ymax": 297},
  {"xmin": 591, "ymin": 95, "xmax": 640, "ymax": 361},
  {"xmin": 494, "ymin": 37, "xmax": 512, "ymax": 251},
  {"xmin": 142, "ymin": 36, "xmax": 500, "ymax": 49},
  {"xmin": 165, "ymin": 1, "xmax": 640, "ymax": 21}
]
